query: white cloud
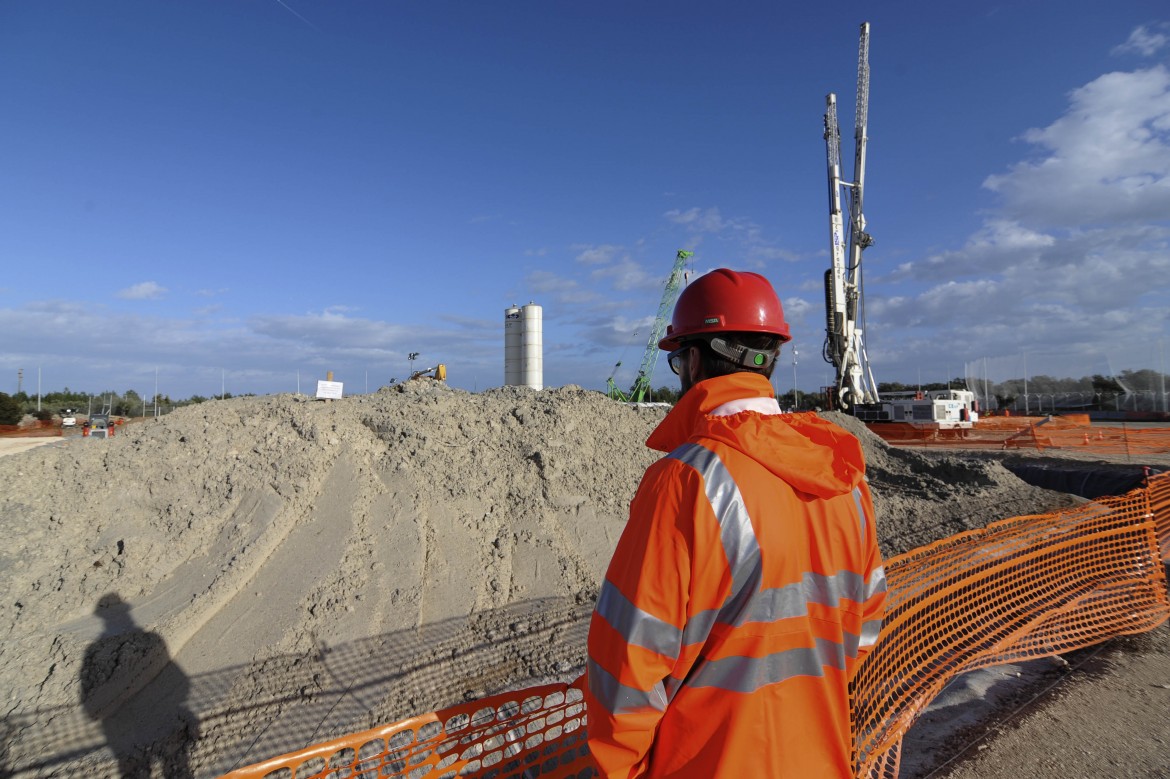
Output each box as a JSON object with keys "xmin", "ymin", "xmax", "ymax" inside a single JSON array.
[
  {"xmin": 525, "ymin": 269, "xmax": 602, "ymax": 305},
  {"xmin": 779, "ymin": 297, "xmax": 817, "ymax": 327},
  {"xmin": 573, "ymin": 244, "xmax": 624, "ymax": 265},
  {"xmin": 118, "ymin": 281, "xmax": 168, "ymax": 300},
  {"xmin": 664, "ymin": 207, "xmax": 727, "ymax": 232},
  {"xmin": 983, "ymin": 65, "xmax": 1170, "ymax": 227},
  {"xmin": 749, "ymin": 246, "xmax": 805, "ymax": 263},
  {"xmin": 527, "ymin": 270, "xmax": 577, "ymax": 294},
  {"xmin": 1112, "ymin": 24, "xmax": 1170, "ymax": 58},
  {"xmin": 590, "ymin": 260, "xmax": 660, "ymax": 292},
  {"xmin": 579, "ymin": 314, "xmax": 656, "ymax": 351},
  {"xmin": 891, "ymin": 220, "xmax": 1057, "ymax": 281},
  {"xmin": 860, "ymin": 61, "xmax": 1170, "ymax": 383}
]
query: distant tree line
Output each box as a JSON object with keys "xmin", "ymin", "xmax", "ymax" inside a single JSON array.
[
  {"xmin": 654, "ymin": 369, "xmax": 1169, "ymax": 413},
  {"xmin": 964, "ymin": 369, "xmax": 1168, "ymax": 412},
  {"xmin": 0, "ymin": 388, "xmax": 253, "ymax": 422},
  {"xmin": 4, "ymin": 367, "xmax": 1167, "ymax": 422}
]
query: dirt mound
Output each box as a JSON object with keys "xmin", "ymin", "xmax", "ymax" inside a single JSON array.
[
  {"xmin": 0, "ymin": 386, "xmax": 1077, "ymax": 776},
  {"xmin": 822, "ymin": 411, "xmax": 1081, "ymax": 557}
]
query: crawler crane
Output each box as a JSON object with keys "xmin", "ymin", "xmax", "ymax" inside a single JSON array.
[{"xmin": 607, "ymin": 250, "xmax": 693, "ymax": 403}]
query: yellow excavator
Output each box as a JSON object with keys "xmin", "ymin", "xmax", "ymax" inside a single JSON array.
[{"xmin": 409, "ymin": 364, "xmax": 447, "ymax": 382}]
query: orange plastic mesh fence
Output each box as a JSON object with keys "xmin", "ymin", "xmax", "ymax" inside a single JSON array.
[
  {"xmin": 221, "ymin": 683, "xmax": 594, "ymax": 779},
  {"xmin": 868, "ymin": 418, "xmax": 1170, "ymax": 456},
  {"xmin": 223, "ymin": 475, "xmax": 1170, "ymax": 779},
  {"xmin": 1149, "ymin": 469, "xmax": 1170, "ymax": 560},
  {"xmin": 851, "ymin": 475, "xmax": 1169, "ymax": 779}
]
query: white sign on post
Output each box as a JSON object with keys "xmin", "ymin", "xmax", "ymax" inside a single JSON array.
[{"xmin": 316, "ymin": 380, "xmax": 344, "ymax": 400}]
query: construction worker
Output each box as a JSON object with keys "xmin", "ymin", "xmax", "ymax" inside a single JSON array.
[{"xmin": 584, "ymin": 269, "xmax": 886, "ymax": 778}]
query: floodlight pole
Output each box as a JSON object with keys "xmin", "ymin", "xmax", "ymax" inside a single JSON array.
[
  {"xmin": 1023, "ymin": 351, "xmax": 1029, "ymax": 415},
  {"xmin": 793, "ymin": 349, "xmax": 799, "ymax": 410}
]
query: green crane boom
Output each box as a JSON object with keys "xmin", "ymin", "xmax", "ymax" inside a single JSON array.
[{"xmin": 607, "ymin": 250, "xmax": 693, "ymax": 403}]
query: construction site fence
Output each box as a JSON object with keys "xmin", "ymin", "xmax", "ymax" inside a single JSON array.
[
  {"xmin": 0, "ymin": 422, "xmax": 62, "ymax": 437},
  {"xmin": 870, "ymin": 415, "xmax": 1170, "ymax": 457},
  {"xmin": 223, "ymin": 473, "xmax": 1170, "ymax": 779}
]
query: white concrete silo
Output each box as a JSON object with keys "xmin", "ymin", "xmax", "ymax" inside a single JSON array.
[
  {"xmin": 504, "ymin": 305, "xmax": 523, "ymax": 386},
  {"xmin": 504, "ymin": 302, "xmax": 543, "ymax": 390}
]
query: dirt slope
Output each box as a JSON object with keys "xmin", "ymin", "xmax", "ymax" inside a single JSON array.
[{"xmin": 0, "ymin": 384, "xmax": 1086, "ymax": 777}]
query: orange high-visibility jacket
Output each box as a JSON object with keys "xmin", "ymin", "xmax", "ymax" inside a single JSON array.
[{"xmin": 585, "ymin": 373, "xmax": 886, "ymax": 778}]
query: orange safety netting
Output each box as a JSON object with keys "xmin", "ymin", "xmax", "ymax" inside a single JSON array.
[
  {"xmin": 222, "ymin": 474, "xmax": 1170, "ymax": 779},
  {"xmin": 1149, "ymin": 468, "xmax": 1170, "ymax": 561},
  {"xmin": 851, "ymin": 474, "xmax": 1168, "ymax": 778},
  {"xmin": 222, "ymin": 684, "xmax": 594, "ymax": 779},
  {"xmin": 868, "ymin": 416, "xmax": 1170, "ymax": 457},
  {"xmin": 0, "ymin": 423, "xmax": 62, "ymax": 438}
]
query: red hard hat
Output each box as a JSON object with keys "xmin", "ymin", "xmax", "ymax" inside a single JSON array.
[{"xmin": 659, "ymin": 268, "xmax": 791, "ymax": 351}]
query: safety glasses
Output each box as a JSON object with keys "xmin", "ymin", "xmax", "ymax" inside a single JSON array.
[{"xmin": 668, "ymin": 346, "xmax": 690, "ymax": 376}]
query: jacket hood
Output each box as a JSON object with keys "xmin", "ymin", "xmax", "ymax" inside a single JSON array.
[{"xmin": 646, "ymin": 373, "xmax": 866, "ymax": 499}]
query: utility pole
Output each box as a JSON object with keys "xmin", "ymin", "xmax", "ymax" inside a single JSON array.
[
  {"xmin": 1161, "ymin": 340, "xmax": 1166, "ymax": 413},
  {"xmin": 1023, "ymin": 351, "xmax": 1029, "ymax": 415},
  {"xmin": 792, "ymin": 348, "xmax": 800, "ymax": 410}
]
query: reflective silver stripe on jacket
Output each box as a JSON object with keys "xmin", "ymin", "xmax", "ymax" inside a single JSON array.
[
  {"xmin": 596, "ymin": 441, "xmax": 876, "ymax": 707},
  {"xmin": 587, "ymin": 657, "xmax": 668, "ymax": 715},
  {"xmin": 733, "ymin": 569, "xmax": 872, "ymax": 627},
  {"xmin": 596, "ymin": 579, "xmax": 682, "ymax": 661},
  {"xmin": 681, "ymin": 637, "xmax": 850, "ymax": 694},
  {"xmin": 670, "ymin": 443, "xmax": 762, "ymax": 606},
  {"xmin": 679, "ymin": 568, "xmax": 885, "ymax": 643},
  {"xmin": 858, "ymin": 618, "xmax": 883, "ymax": 649},
  {"xmin": 865, "ymin": 566, "xmax": 887, "ymax": 600},
  {"xmin": 852, "ymin": 487, "xmax": 868, "ymax": 538}
]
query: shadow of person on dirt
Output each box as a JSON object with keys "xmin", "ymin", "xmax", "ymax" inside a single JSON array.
[{"xmin": 80, "ymin": 593, "xmax": 199, "ymax": 778}]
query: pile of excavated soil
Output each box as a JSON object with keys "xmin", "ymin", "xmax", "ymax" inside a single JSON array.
[{"xmin": 0, "ymin": 383, "xmax": 1080, "ymax": 777}]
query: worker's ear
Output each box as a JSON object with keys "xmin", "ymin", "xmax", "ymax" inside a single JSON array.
[{"xmin": 687, "ymin": 344, "xmax": 704, "ymax": 384}]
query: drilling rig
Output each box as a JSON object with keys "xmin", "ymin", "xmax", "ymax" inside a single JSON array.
[
  {"xmin": 823, "ymin": 23, "xmax": 976, "ymax": 429},
  {"xmin": 823, "ymin": 21, "xmax": 880, "ymax": 415}
]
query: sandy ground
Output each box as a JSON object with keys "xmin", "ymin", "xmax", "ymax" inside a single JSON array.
[
  {"xmin": 919, "ymin": 624, "xmax": 1170, "ymax": 779},
  {"xmin": 0, "ymin": 437, "xmax": 62, "ymax": 459},
  {"xmin": 0, "ymin": 384, "xmax": 1163, "ymax": 778}
]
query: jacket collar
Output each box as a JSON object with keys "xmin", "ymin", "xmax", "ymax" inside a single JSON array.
[
  {"xmin": 646, "ymin": 373, "xmax": 776, "ymax": 453},
  {"xmin": 645, "ymin": 372, "xmax": 867, "ymax": 498}
]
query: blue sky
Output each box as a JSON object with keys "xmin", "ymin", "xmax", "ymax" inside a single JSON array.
[{"xmin": 2, "ymin": 2, "xmax": 1169, "ymax": 400}]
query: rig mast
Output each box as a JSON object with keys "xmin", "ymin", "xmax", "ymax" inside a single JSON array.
[{"xmin": 823, "ymin": 22, "xmax": 880, "ymax": 411}]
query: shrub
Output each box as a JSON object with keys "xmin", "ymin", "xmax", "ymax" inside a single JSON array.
[{"xmin": 0, "ymin": 393, "xmax": 23, "ymax": 425}]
